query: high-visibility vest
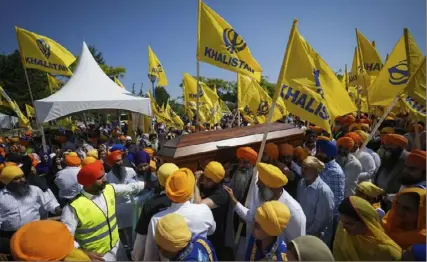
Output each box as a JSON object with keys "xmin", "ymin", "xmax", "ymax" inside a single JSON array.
[{"xmin": 70, "ymin": 184, "xmax": 119, "ymax": 254}]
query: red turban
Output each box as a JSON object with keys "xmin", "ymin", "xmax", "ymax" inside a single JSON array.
[
  {"xmin": 344, "ymin": 115, "xmax": 356, "ymax": 126},
  {"xmin": 405, "ymin": 149, "xmax": 426, "ymax": 170},
  {"xmin": 384, "ymin": 134, "xmax": 408, "ymax": 148},
  {"xmin": 345, "ymin": 132, "xmax": 363, "ymax": 145},
  {"xmin": 337, "ymin": 137, "xmax": 355, "ymax": 150},
  {"xmin": 237, "ymin": 147, "xmax": 258, "ymax": 165},
  {"xmin": 106, "ymin": 150, "xmax": 122, "ymax": 167},
  {"xmin": 77, "ymin": 160, "xmax": 105, "ymax": 186}
]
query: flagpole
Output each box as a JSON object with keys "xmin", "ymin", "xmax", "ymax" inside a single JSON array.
[
  {"xmin": 196, "ymin": 60, "xmax": 200, "ymax": 126},
  {"xmin": 236, "ymin": 74, "xmax": 241, "ymax": 127},
  {"xmin": 22, "ymin": 67, "xmax": 47, "ymax": 152},
  {"xmin": 355, "ymin": 29, "xmax": 372, "ymax": 120}
]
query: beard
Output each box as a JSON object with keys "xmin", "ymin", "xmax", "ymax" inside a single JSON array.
[
  {"xmin": 7, "ymin": 181, "xmax": 31, "ymax": 197},
  {"xmin": 231, "ymin": 168, "xmax": 252, "ymax": 201},
  {"xmin": 112, "ymin": 164, "xmax": 126, "ymax": 182},
  {"xmin": 336, "ymin": 154, "xmax": 348, "ymax": 167},
  {"xmin": 258, "ymin": 186, "xmax": 274, "ymax": 202}
]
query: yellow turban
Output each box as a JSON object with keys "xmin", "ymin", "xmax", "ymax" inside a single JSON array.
[
  {"xmin": 165, "ymin": 168, "xmax": 195, "ymax": 203},
  {"xmin": 255, "ymin": 201, "xmax": 291, "ymax": 236},
  {"xmin": 354, "ymin": 130, "xmax": 369, "ymax": 143},
  {"xmin": 257, "ymin": 162, "xmax": 288, "ymax": 188},
  {"xmin": 155, "ymin": 213, "xmax": 191, "ymax": 253},
  {"xmin": 302, "ymin": 156, "xmax": 325, "ymax": 173},
  {"xmin": 348, "ymin": 123, "xmax": 362, "ymax": 131},
  {"xmin": 82, "ymin": 156, "xmax": 97, "ymax": 167},
  {"xmin": 204, "ymin": 161, "xmax": 225, "ymax": 183},
  {"xmin": 86, "ymin": 149, "xmax": 98, "ymax": 159},
  {"xmin": 65, "ymin": 152, "xmax": 81, "ymax": 167},
  {"xmin": 360, "ymin": 123, "xmax": 369, "ymax": 132},
  {"xmin": 144, "ymin": 148, "xmax": 155, "ymax": 157},
  {"xmin": 0, "ymin": 166, "xmax": 24, "ymax": 185},
  {"xmin": 356, "ymin": 181, "xmax": 384, "ymax": 198},
  {"xmin": 157, "ymin": 163, "xmax": 179, "ymax": 187},
  {"xmin": 381, "ymin": 127, "xmax": 394, "ymax": 134}
]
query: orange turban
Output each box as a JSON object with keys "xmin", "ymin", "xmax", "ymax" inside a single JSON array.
[
  {"xmin": 144, "ymin": 148, "xmax": 155, "ymax": 157},
  {"xmin": 309, "ymin": 126, "xmax": 323, "ymax": 134},
  {"xmin": 65, "ymin": 152, "xmax": 81, "ymax": 167},
  {"xmin": 165, "ymin": 168, "xmax": 195, "ymax": 203},
  {"xmin": 337, "ymin": 137, "xmax": 355, "ymax": 150},
  {"xmin": 10, "ymin": 220, "xmax": 75, "ymax": 261},
  {"xmin": 119, "ymin": 135, "xmax": 126, "ymax": 141},
  {"xmin": 106, "ymin": 150, "xmax": 122, "ymax": 167},
  {"xmin": 335, "ymin": 116, "xmax": 346, "ymax": 124},
  {"xmin": 360, "ymin": 118, "xmax": 371, "ymax": 125},
  {"xmin": 294, "ymin": 147, "xmax": 310, "ymax": 163},
  {"xmin": 237, "ymin": 147, "xmax": 258, "ymax": 165},
  {"xmin": 264, "ymin": 143, "xmax": 279, "ymax": 160},
  {"xmin": 344, "ymin": 115, "xmax": 356, "ymax": 126},
  {"xmin": 317, "ymin": 136, "xmax": 330, "ymax": 141},
  {"xmin": 384, "ymin": 134, "xmax": 408, "ymax": 148},
  {"xmin": 405, "ymin": 149, "xmax": 426, "ymax": 170},
  {"xmin": 279, "ymin": 144, "xmax": 294, "ymax": 156},
  {"xmin": 345, "ymin": 132, "xmax": 363, "ymax": 145}
]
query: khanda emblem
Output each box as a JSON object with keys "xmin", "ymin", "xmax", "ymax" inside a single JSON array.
[
  {"xmin": 257, "ymin": 101, "xmax": 269, "ymax": 116},
  {"xmin": 313, "ymin": 69, "xmax": 325, "ymax": 99},
  {"xmin": 388, "ymin": 60, "xmax": 408, "ymax": 85},
  {"xmin": 36, "ymin": 38, "xmax": 51, "ymax": 59},
  {"xmin": 157, "ymin": 64, "xmax": 163, "ymax": 73},
  {"xmin": 223, "ymin": 28, "xmax": 247, "ymax": 54}
]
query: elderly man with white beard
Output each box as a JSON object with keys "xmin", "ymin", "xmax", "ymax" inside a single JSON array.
[
  {"xmin": 223, "ymin": 146, "xmax": 258, "ymax": 259},
  {"xmin": 224, "ymin": 162, "xmax": 306, "ymax": 259}
]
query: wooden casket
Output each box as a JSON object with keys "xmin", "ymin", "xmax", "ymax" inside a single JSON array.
[{"xmin": 157, "ymin": 123, "xmax": 304, "ymax": 171}]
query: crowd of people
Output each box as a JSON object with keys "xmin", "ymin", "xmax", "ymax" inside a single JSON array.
[{"xmin": 0, "ymin": 111, "xmax": 425, "ymax": 261}]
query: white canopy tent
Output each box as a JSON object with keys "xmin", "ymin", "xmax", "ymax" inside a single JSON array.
[{"xmin": 34, "ymin": 41, "xmax": 151, "ymax": 123}]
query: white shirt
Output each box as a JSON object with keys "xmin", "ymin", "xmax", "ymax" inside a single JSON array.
[
  {"xmin": 106, "ymin": 167, "xmax": 138, "ymax": 229},
  {"xmin": 235, "ymin": 189, "xmax": 306, "ymax": 243},
  {"xmin": 354, "ymin": 149, "xmax": 376, "ymax": 182},
  {"xmin": 362, "ymin": 147, "xmax": 381, "ymax": 172},
  {"xmin": 61, "ymin": 182, "xmax": 145, "ymax": 261},
  {"xmin": 143, "ymin": 201, "xmax": 216, "ymax": 261},
  {"xmin": 0, "ymin": 185, "xmax": 59, "ymax": 231},
  {"xmin": 55, "ymin": 166, "xmax": 82, "ymax": 200}
]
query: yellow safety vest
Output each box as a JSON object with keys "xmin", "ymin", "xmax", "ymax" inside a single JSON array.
[{"xmin": 70, "ymin": 184, "xmax": 119, "ymax": 254}]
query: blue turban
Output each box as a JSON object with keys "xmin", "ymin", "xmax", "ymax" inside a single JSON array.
[
  {"xmin": 110, "ymin": 144, "xmax": 125, "ymax": 152},
  {"xmin": 316, "ymin": 139, "xmax": 337, "ymax": 158},
  {"xmin": 134, "ymin": 150, "xmax": 150, "ymax": 166}
]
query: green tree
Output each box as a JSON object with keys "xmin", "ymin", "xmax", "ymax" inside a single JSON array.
[
  {"xmin": 169, "ymin": 99, "xmax": 185, "ymax": 116},
  {"xmin": 0, "ymin": 50, "xmax": 49, "ymax": 113},
  {"xmin": 154, "ymin": 86, "xmax": 170, "ymax": 107}
]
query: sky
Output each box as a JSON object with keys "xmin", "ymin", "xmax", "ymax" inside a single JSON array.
[{"xmin": 1, "ymin": 0, "xmax": 425, "ymax": 101}]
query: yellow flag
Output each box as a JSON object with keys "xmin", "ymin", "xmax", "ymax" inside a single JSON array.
[
  {"xmin": 25, "ymin": 104, "xmax": 35, "ymax": 117},
  {"xmin": 341, "ymin": 64, "xmax": 349, "ymax": 90},
  {"xmin": 47, "ymin": 74, "xmax": 62, "ymax": 93},
  {"xmin": 274, "ymin": 20, "xmax": 356, "ymax": 134},
  {"xmin": 147, "ymin": 91, "xmax": 172, "ymax": 126},
  {"xmin": 114, "ymin": 77, "xmax": 125, "ymax": 88},
  {"xmin": 203, "ymin": 88, "xmax": 222, "ymax": 125},
  {"xmin": 165, "ymin": 102, "xmax": 184, "ymax": 129},
  {"xmin": 197, "ymin": 0, "xmax": 262, "ymax": 81},
  {"xmin": 0, "ymin": 86, "xmax": 29, "ymax": 127},
  {"xmin": 12, "ymin": 101, "xmax": 30, "ymax": 128},
  {"xmin": 219, "ymin": 99, "xmax": 231, "ymax": 113},
  {"xmin": 369, "ymin": 30, "xmax": 423, "ymax": 106},
  {"xmin": 15, "ymin": 26, "xmax": 75, "ymax": 76},
  {"xmin": 238, "ymin": 74, "xmax": 286, "ymax": 124},
  {"xmin": 401, "ymin": 56, "xmax": 426, "ymax": 121},
  {"xmin": 182, "ymin": 73, "xmax": 216, "ymax": 123},
  {"xmin": 148, "ymin": 46, "xmax": 168, "ymax": 87},
  {"xmin": 356, "ymin": 30, "xmax": 383, "ymax": 77}
]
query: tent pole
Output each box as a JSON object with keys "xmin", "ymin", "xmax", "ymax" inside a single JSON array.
[{"xmin": 22, "ymin": 66, "xmax": 47, "ymax": 152}]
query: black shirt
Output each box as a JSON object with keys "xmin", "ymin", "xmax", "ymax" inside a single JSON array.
[
  {"xmin": 200, "ymin": 184, "xmax": 229, "ymax": 249},
  {"xmin": 135, "ymin": 193, "xmax": 171, "ymax": 235}
]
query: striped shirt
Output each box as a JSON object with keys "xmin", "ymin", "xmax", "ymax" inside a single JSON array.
[{"xmin": 0, "ymin": 185, "xmax": 59, "ymax": 231}]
